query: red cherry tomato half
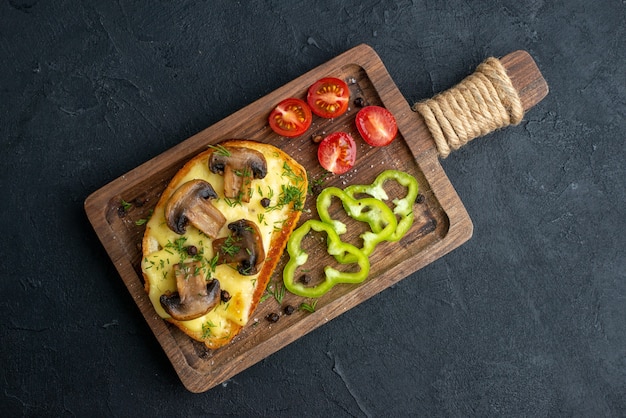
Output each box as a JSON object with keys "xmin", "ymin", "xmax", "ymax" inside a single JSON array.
[
  {"xmin": 307, "ymin": 77, "xmax": 350, "ymax": 119},
  {"xmin": 317, "ymin": 132, "xmax": 357, "ymax": 175},
  {"xmin": 269, "ymin": 98, "xmax": 312, "ymax": 137},
  {"xmin": 355, "ymin": 105, "xmax": 398, "ymax": 146}
]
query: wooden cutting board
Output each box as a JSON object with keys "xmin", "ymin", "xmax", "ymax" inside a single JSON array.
[{"xmin": 85, "ymin": 44, "xmax": 548, "ymax": 392}]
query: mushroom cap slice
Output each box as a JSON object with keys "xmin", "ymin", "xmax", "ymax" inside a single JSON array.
[
  {"xmin": 209, "ymin": 146, "xmax": 268, "ymax": 203},
  {"xmin": 212, "ymin": 219, "xmax": 266, "ymax": 276},
  {"xmin": 164, "ymin": 179, "xmax": 226, "ymax": 238},
  {"xmin": 160, "ymin": 261, "xmax": 221, "ymax": 321}
]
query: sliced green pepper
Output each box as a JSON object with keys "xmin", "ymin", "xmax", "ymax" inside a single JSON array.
[
  {"xmin": 344, "ymin": 170, "xmax": 419, "ymax": 242},
  {"xmin": 316, "ymin": 186, "xmax": 397, "ymax": 262},
  {"xmin": 283, "ymin": 219, "xmax": 370, "ymax": 298}
]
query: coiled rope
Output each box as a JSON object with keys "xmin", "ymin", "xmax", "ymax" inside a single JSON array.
[{"xmin": 412, "ymin": 57, "xmax": 524, "ymax": 158}]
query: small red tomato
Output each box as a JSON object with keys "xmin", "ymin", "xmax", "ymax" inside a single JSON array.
[
  {"xmin": 269, "ymin": 98, "xmax": 312, "ymax": 137},
  {"xmin": 317, "ymin": 132, "xmax": 357, "ymax": 175},
  {"xmin": 307, "ymin": 77, "xmax": 350, "ymax": 119},
  {"xmin": 355, "ymin": 105, "xmax": 398, "ymax": 146}
]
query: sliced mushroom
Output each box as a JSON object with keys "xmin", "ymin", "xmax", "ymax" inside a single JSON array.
[
  {"xmin": 212, "ymin": 219, "xmax": 265, "ymax": 276},
  {"xmin": 160, "ymin": 261, "xmax": 221, "ymax": 321},
  {"xmin": 165, "ymin": 179, "xmax": 226, "ymax": 238},
  {"xmin": 209, "ymin": 146, "xmax": 267, "ymax": 202}
]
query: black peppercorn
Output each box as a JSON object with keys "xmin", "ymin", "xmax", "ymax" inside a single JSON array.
[
  {"xmin": 354, "ymin": 97, "xmax": 365, "ymax": 107},
  {"xmin": 260, "ymin": 197, "xmax": 271, "ymax": 208},
  {"xmin": 221, "ymin": 290, "xmax": 231, "ymax": 303},
  {"xmin": 283, "ymin": 305, "xmax": 296, "ymax": 315},
  {"xmin": 266, "ymin": 312, "xmax": 280, "ymax": 323},
  {"xmin": 186, "ymin": 245, "xmax": 198, "ymax": 256},
  {"xmin": 299, "ymin": 274, "xmax": 311, "ymax": 284},
  {"xmin": 311, "ymin": 184, "xmax": 323, "ymax": 196},
  {"xmin": 415, "ymin": 194, "xmax": 425, "ymax": 204}
]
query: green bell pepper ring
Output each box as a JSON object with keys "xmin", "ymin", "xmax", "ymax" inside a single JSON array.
[
  {"xmin": 316, "ymin": 186, "xmax": 397, "ymax": 262},
  {"xmin": 283, "ymin": 219, "xmax": 370, "ymax": 298},
  {"xmin": 344, "ymin": 170, "xmax": 419, "ymax": 242}
]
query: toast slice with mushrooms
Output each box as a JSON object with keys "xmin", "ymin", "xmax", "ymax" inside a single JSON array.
[{"xmin": 141, "ymin": 140, "xmax": 307, "ymax": 350}]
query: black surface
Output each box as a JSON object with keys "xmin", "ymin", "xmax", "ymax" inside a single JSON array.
[{"xmin": 2, "ymin": 1, "xmax": 625, "ymax": 416}]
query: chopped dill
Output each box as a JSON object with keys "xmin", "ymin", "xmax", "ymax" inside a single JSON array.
[
  {"xmin": 201, "ymin": 320, "xmax": 216, "ymax": 339},
  {"xmin": 224, "ymin": 196, "xmax": 243, "ymax": 207},
  {"xmin": 281, "ymin": 162, "xmax": 304, "ymax": 186},
  {"xmin": 267, "ymin": 184, "xmax": 305, "ymax": 212},
  {"xmin": 272, "ymin": 283, "xmax": 286, "ymax": 304},
  {"xmin": 219, "ymin": 234, "xmax": 241, "ymax": 257},
  {"xmin": 299, "ymin": 300, "xmax": 318, "ymax": 313},
  {"xmin": 135, "ymin": 209, "xmax": 154, "ymax": 226},
  {"xmin": 120, "ymin": 199, "xmax": 132, "ymax": 211},
  {"xmin": 208, "ymin": 144, "xmax": 231, "ymax": 157}
]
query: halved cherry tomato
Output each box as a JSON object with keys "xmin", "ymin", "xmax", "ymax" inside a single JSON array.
[
  {"xmin": 317, "ymin": 132, "xmax": 356, "ymax": 175},
  {"xmin": 355, "ymin": 105, "xmax": 398, "ymax": 146},
  {"xmin": 307, "ymin": 77, "xmax": 350, "ymax": 119},
  {"xmin": 269, "ymin": 98, "xmax": 312, "ymax": 137}
]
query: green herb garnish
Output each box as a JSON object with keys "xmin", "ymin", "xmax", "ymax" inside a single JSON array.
[
  {"xmin": 268, "ymin": 184, "xmax": 305, "ymax": 212},
  {"xmin": 120, "ymin": 199, "xmax": 132, "ymax": 211},
  {"xmin": 208, "ymin": 144, "xmax": 231, "ymax": 157},
  {"xmin": 201, "ymin": 320, "xmax": 216, "ymax": 338},
  {"xmin": 271, "ymin": 283, "xmax": 286, "ymax": 304},
  {"xmin": 135, "ymin": 209, "xmax": 153, "ymax": 226},
  {"xmin": 299, "ymin": 300, "xmax": 318, "ymax": 313}
]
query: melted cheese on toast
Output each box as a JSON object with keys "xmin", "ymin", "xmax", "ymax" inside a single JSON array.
[{"xmin": 141, "ymin": 140, "xmax": 307, "ymax": 349}]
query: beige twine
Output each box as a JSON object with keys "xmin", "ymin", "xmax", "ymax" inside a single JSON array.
[{"xmin": 412, "ymin": 57, "xmax": 524, "ymax": 158}]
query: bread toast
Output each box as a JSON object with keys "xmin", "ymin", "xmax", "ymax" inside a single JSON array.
[{"xmin": 141, "ymin": 140, "xmax": 307, "ymax": 349}]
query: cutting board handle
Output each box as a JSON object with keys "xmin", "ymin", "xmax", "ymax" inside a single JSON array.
[{"xmin": 412, "ymin": 50, "xmax": 548, "ymax": 158}]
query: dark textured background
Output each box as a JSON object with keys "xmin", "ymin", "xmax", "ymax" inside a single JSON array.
[{"xmin": 2, "ymin": 0, "xmax": 625, "ymax": 416}]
